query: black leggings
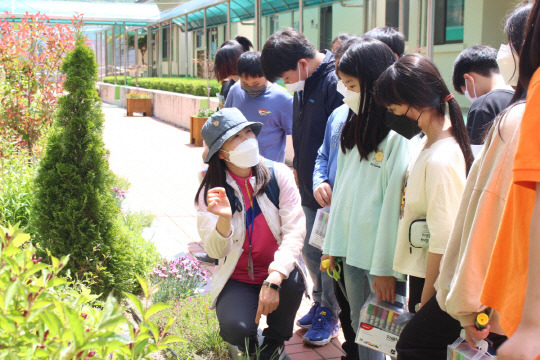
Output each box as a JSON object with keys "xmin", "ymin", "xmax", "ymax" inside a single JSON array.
[{"xmin": 215, "ymin": 268, "xmax": 305, "ymax": 353}]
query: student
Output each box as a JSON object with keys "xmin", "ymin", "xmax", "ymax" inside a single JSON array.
[
  {"xmin": 195, "ymin": 108, "xmax": 305, "ymax": 360},
  {"xmin": 321, "ymin": 38, "xmax": 411, "ymax": 360},
  {"xmin": 452, "ymin": 45, "xmax": 514, "ymax": 148},
  {"xmin": 214, "ymin": 36, "xmax": 253, "ymax": 103},
  {"xmin": 363, "ymin": 26, "xmax": 405, "ymax": 58},
  {"xmin": 482, "ymin": 2, "xmax": 540, "ymax": 359},
  {"xmin": 261, "ymin": 28, "xmax": 343, "ymax": 346},
  {"xmin": 224, "ymin": 52, "xmax": 293, "ymax": 163},
  {"xmin": 374, "ymin": 53, "xmax": 472, "ymax": 315},
  {"xmin": 310, "ymin": 35, "xmax": 358, "ymax": 352}
]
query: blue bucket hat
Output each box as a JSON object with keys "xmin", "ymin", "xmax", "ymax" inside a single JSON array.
[{"xmin": 202, "ymin": 107, "xmax": 263, "ymax": 163}]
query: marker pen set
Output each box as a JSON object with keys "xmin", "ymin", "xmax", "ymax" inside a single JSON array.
[
  {"xmin": 308, "ymin": 207, "xmax": 330, "ymax": 250},
  {"xmin": 447, "ymin": 337, "xmax": 496, "ymax": 360},
  {"xmin": 356, "ymin": 294, "xmax": 413, "ymax": 358},
  {"xmin": 364, "ymin": 303, "xmax": 406, "ymax": 335}
]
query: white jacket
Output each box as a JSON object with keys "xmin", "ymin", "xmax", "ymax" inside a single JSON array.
[
  {"xmin": 196, "ymin": 161, "xmax": 306, "ymax": 306},
  {"xmin": 435, "ymin": 103, "xmax": 524, "ymax": 332}
]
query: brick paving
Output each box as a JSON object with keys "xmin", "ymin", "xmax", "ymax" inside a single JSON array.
[{"xmin": 101, "ymin": 103, "xmax": 347, "ymax": 360}]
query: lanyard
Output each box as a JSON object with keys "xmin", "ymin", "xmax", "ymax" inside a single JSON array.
[{"xmin": 245, "ymin": 179, "xmax": 256, "ymax": 280}]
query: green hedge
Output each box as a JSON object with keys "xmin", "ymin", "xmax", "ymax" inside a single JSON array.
[{"xmin": 102, "ymin": 76, "xmax": 221, "ymax": 97}]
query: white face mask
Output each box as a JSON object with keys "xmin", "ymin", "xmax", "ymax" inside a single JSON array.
[
  {"xmin": 336, "ymin": 80, "xmax": 348, "ymax": 97},
  {"xmin": 343, "ymin": 89, "xmax": 361, "ymax": 115},
  {"xmin": 285, "ymin": 63, "xmax": 308, "ymax": 93},
  {"xmin": 464, "ymin": 78, "xmax": 477, "ymax": 103},
  {"xmin": 497, "ymin": 44, "xmax": 519, "ymax": 87},
  {"xmin": 221, "ymin": 138, "xmax": 260, "ymax": 169}
]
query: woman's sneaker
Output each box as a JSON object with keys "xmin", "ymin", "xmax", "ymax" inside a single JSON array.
[
  {"xmin": 302, "ymin": 307, "xmax": 340, "ymax": 346},
  {"xmin": 296, "ymin": 302, "xmax": 320, "ymax": 329}
]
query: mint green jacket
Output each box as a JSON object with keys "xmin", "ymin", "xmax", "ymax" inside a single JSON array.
[{"xmin": 322, "ymin": 131, "xmax": 415, "ymax": 277}]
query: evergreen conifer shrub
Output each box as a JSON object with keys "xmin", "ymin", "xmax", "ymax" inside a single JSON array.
[{"xmin": 32, "ymin": 36, "xmax": 135, "ymax": 295}]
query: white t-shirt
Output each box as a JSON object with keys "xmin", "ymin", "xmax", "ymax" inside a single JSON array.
[{"xmin": 393, "ymin": 136, "xmax": 466, "ymax": 278}]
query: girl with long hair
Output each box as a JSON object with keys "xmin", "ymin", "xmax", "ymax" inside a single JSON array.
[
  {"xmin": 195, "ymin": 108, "xmax": 305, "ymax": 360},
  {"xmin": 373, "ymin": 53, "xmax": 473, "ymax": 360},
  {"xmin": 374, "ymin": 53, "xmax": 473, "ymax": 314},
  {"xmin": 320, "ymin": 37, "xmax": 413, "ymax": 360}
]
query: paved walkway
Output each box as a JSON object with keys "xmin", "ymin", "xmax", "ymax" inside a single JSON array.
[{"xmin": 102, "ymin": 103, "xmax": 347, "ymax": 360}]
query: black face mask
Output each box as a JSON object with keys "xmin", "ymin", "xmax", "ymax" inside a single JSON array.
[{"xmin": 385, "ymin": 112, "xmax": 422, "ymax": 140}]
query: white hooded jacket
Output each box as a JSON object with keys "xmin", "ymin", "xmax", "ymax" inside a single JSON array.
[{"xmin": 196, "ymin": 161, "xmax": 306, "ymax": 306}]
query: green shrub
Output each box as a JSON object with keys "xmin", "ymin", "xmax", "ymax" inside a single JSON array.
[
  {"xmin": 0, "ymin": 223, "xmax": 182, "ymax": 359},
  {"xmin": 102, "ymin": 76, "xmax": 221, "ymax": 98},
  {"xmin": 102, "ymin": 76, "xmax": 134, "ymax": 85},
  {"xmin": 115, "ymin": 211, "xmax": 160, "ymax": 288},
  {"xmin": 32, "ymin": 36, "xmax": 132, "ymax": 295},
  {"xmin": 152, "ymin": 295, "xmax": 229, "ymax": 360},
  {"xmin": 0, "ymin": 143, "xmax": 35, "ymax": 228}
]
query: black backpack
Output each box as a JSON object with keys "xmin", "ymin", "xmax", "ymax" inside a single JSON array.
[{"xmin": 224, "ymin": 160, "xmax": 280, "ymax": 214}]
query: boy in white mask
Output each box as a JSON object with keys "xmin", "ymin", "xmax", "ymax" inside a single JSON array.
[
  {"xmin": 260, "ymin": 28, "xmax": 343, "ymax": 347},
  {"xmin": 452, "ymin": 46, "xmax": 514, "ymax": 151}
]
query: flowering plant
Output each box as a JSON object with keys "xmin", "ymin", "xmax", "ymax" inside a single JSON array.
[
  {"xmin": 0, "ymin": 12, "xmax": 78, "ymax": 154},
  {"xmin": 150, "ymin": 255, "xmax": 210, "ymax": 302}
]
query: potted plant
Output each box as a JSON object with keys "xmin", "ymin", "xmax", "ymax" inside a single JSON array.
[
  {"xmin": 126, "ymin": 92, "xmax": 152, "ymax": 117},
  {"xmin": 190, "ymin": 108, "xmax": 216, "ymax": 147}
]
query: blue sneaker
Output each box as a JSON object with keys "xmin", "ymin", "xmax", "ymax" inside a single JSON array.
[
  {"xmin": 296, "ymin": 302, "xmax": 320, "ymax": 329},
  {"xmin": 302, "ymin": 307, "xmax": 340, "ymax": 346}
]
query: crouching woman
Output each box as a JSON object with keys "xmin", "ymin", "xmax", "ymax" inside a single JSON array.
[{"xmin": 194, "ymin": 108, "xmax": 306, "ymax": 360}]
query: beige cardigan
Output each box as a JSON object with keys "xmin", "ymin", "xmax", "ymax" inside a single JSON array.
[{"xmin": 435, "ymin": 103, "xmax": 525, "ymax": 332}]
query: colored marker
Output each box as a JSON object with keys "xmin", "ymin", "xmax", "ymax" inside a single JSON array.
[
  {"xmin": 366, "ymin": 303, "xmax": 375, "ymax": 324},
  {"xmin": 379, "ymin": 309, "xmax": 389, "ymax": 329},
  {"xmin": 475, "ymin": 313, "xmax": 489, "ymax": 330},
  {"xmin": 475, "ymin": 308, "xmax": 492, "ymax": 330},
  {"xmin": 390, "ymin": 313, "xmax": 399, "ymax": 334},
  {"xmin": 385, "ymin": 310, "xmax": 395, "ymax": 332}
]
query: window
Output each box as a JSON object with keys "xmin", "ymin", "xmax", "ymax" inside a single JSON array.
[
  {"xmin": 269, "ymin": 15, "xmax": 279, "ymax": 35},
  {"xmin": 196, "ymin": 30, "xmax": 203, "ymax": 48},
  {"xmin": 162, "ymin": 27, "xmax": 168, "ymax": 59},
  {"xmin": 385, "ymin": 0, "xmax": 410, "ymax": 40},
  {"xmin": 434, "ymin": 0, "xmax": 464, "ymax": 45},
  {"xmin": 208, "ymin": 28, "xmax": 218, "ymax": 57}
]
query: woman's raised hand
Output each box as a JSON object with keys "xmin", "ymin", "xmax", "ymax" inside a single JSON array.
[{"xmin": 207, "ymin": 187, "xmax": 232, "ymax": 218}]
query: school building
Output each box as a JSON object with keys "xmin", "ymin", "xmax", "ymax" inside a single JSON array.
[{"xmin": 5, "ymin": 0, "xmax": 523, "ymax": 108}]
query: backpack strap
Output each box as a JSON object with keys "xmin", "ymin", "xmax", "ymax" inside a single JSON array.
[
  {"xmin": 224, "ymin": 182, "xmax": 243, "ymax": 215},
  {"xmin": 264, "ymin": 160, "xmax": 280, "ymax": 210},
  {"xmin": 224, "ymin": 160, "xmax": 280, "ymax": 214}
]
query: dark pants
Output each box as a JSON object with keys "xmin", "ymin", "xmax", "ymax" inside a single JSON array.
[
  {"xmin": 408, "ymin": 276, "xmax": 425, "ymax": 313},
  {"xmin": 397, "ymin": 295, "xmax": 508, "ymax": 360},
  {"xmin": 334, "ymin": 266, "xmax": 360, "ymax": 360},
  {"xmin": 397, "ymin": 295, "xmax": 461, "ymax": 360},
  {"xmin": 216, "ymin": 268, "xmax": 305, "ymax": 353}
]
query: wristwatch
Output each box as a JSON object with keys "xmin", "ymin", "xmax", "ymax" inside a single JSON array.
[{"xmin": 262, "ymin": 280, "xmax": 281, "ymax": 291}]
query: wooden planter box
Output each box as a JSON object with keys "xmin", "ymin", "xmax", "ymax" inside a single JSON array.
[
  {"xmin": 190, "ymin": 116, "xmax": 208, "ymax": 147},
  {"xmin": 126, "ymin": 98, "xmax": 152, "ymax": 116}
]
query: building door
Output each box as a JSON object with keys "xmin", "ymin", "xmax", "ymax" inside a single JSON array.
[{"xmin": 320, "ymin": 6, "xmax": 332, "ymax": 50}]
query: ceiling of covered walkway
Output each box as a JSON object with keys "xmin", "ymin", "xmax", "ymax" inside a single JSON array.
[{"xmin": 0, "ymin": 0, "xmax": 344, "ymax": 33}]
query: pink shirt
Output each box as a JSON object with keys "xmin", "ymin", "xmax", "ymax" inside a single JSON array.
[{"xmin": 229, "ymin": 171, "xmax": 279, "ymax": 284}]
